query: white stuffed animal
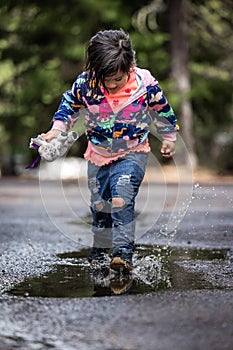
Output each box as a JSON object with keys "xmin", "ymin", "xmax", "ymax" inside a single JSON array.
[{"xmin": 29, "ymin": 131, "xmax": 78, "ymax": 162}]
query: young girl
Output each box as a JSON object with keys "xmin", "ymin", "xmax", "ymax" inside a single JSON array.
[{"xmin": 40, "ymin": 29, "xmax": 178, "ymax": 273}]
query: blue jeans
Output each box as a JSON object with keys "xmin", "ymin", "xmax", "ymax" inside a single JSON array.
[{"xmin": 87, "ymin": 152, "xmax": 148, "ymax": 252}]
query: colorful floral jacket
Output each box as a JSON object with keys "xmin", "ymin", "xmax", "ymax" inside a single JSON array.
[{"xmin": 52, "ymin": 67, "xmax": 178, "ymax": 154}]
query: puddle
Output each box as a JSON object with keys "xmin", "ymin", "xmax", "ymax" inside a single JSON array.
[{"xmin": 6, "ymin": 246, "xmax": 230, "ymax": 298}]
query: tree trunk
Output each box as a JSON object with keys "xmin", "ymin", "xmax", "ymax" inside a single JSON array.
[{"xmin": 169, "ymin": 0, "xmax": 197, "ymax": 168}]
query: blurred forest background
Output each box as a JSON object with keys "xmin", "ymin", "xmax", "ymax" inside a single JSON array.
[{"xmin": 0, "ymin": 0, "xmax": 232, "ymax": 175}]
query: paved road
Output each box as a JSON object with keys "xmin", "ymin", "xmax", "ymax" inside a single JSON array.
[{"xmin": 0, "ymin": 177, "xmax": 232, "ymax": 350}]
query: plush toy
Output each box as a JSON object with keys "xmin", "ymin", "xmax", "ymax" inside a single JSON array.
[{"xmin": 27, "ymin": 131, "xmax": 78, "ymax": 168}]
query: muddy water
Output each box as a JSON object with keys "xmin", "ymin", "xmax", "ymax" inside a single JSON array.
[{"xmin": 7, "ymin": 245, "xmax": 230, "ymax": 298}]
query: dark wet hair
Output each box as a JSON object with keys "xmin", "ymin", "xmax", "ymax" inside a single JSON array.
[{"xmin": 85, "ymin": 29, "xmax": 136, "ymax": 93}]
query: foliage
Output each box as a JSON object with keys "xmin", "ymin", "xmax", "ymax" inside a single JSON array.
[
  {"xmin": 0, "ymin": 0, "xmax": 133, "ymax": 171},
  {"xmin": 188, "ymin": 0, "xmax": 233, "ymax": 169}
]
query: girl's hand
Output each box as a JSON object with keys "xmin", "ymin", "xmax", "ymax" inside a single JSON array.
[
  {"xmin": 161, "ymin": 140, "xmax": 175, "ymax": 158},
  {"xmin": 40, "ymin": 129, "xmax": 61, "ymax": 142}
]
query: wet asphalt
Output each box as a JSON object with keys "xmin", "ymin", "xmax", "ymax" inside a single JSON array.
[{"xmin": 0, "ymin": 176, "xmax": 232, "ymax": 350}]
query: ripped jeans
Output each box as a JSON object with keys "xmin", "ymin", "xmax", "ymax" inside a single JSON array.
[{"xmin": 87, "ymin": 152, "xmax": 148, "ymax": 251}]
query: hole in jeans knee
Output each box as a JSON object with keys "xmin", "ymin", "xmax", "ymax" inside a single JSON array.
[
  {"xmin": 112, "ymin": 197, "xmax": 125, "ymax": 208},
  {"xmin": 94, "ymin": 201, "xmax": 104, "ymax": 211}
]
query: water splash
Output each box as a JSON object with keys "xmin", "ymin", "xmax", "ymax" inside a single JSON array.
[{"xmin": 6, "ymin": 246, "xmax": 231, "ymax": 298}]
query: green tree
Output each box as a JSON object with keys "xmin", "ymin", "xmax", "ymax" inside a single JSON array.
[
  {"xmin": 133, "ymin": 0, "xmax": 233, "ymax": 172},
  {"xmin": 0, "ymin": 0, "xmax": 133, "ymax": 173},
  {"xmin": 188, "ymin": 0, "xmax": 233, "ymax": 172}
]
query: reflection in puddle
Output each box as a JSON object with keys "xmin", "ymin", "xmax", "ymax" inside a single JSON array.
[{"xmin": 7, "ymin": 246, "xmax": 230, "ymax": 298}]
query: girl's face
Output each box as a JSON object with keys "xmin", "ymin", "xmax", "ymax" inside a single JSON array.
[{"xmin": 104, "ymin": 71, "xmax": 129, "ymax": 94}]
